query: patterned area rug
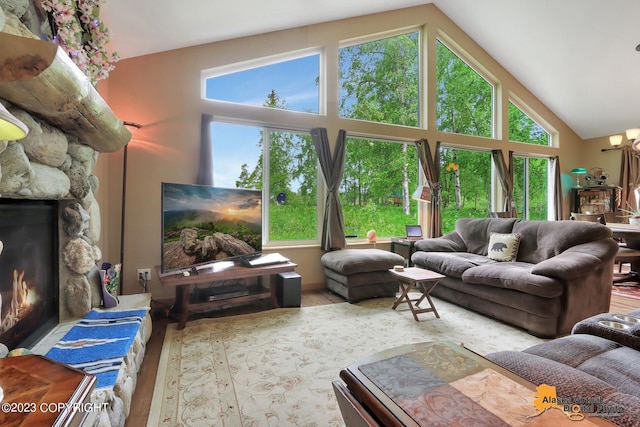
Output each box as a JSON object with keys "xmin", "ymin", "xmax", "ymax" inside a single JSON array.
[
  {"xmin": 613, "ymin": 282, "xmax": 640, "ymax": 300},
  {"xmin": 147, "ymin": 296, "xmax": 546, "ymax": 427}
]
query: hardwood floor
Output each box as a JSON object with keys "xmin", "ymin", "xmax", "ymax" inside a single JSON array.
[{"xmin": 125, "ymin": 287, "xmax": 638, "ymax": 426}]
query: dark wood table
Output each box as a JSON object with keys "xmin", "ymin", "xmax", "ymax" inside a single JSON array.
[
  {"xmin": 334, "ymin": 341, "xmax": 616, "ymax": 426},
  {"xmin": 0, "ymin": 354, "xmax": 96, "ymax": 427},
  {"xmin": 157, "ymin": 261, "xmax": 298, "ymax": 329}
]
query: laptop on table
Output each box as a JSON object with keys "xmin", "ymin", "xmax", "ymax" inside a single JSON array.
[{"xmin": 405, "ymin": 225, "xmax": 423, "ymax": 241}]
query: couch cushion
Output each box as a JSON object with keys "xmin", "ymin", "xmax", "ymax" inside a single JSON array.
[
  {"xmin": 454, "ymin": 217, "xmax": 518, "ymax": 255},
  {"xmin": 487, "ymin": 232, "xmax": 521, "ymax": 262},
  {"xmin": 461, "ymin": 263, "xmax": 564, "ymax": 298},
  {"xmin": 321, "ymin": 249, "xmax": 405, "ymax": 275},
  {"xmin": 411, "ymin": 252, "xmax": 495, "ymax": 279},
  {"xmin": 486, "ymin": 350, "xmax": 640, "ymax": 427},
  {"xmin": 512, "ymin": 219, "xmax": 612, "ymax": 264}
]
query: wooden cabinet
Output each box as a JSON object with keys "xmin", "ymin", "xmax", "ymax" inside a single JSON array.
[{"xmin": 570, "ymin": 186, "xmax": 619, "ymax": 214}]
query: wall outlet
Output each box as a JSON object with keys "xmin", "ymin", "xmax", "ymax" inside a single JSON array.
[{"xmin": 137, "ymin": 268, "xmax": 151, "ymax": 281}]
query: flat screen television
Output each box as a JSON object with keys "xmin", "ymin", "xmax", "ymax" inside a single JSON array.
[{"xmin": 161, "ymin": 183, "xmax": 262, "ymax": 273}]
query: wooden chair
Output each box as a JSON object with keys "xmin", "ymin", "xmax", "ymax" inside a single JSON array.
[
  {"xmin": 570, "ymin": 212, "xmax": 605, "ymax": 225},
  {"xmin": 489, "ymin": 211, "xmax": 512, "ymax": 218},
  {"xmin": 571, "ymin": 211, "xmax": 640, "ymax": 283}
]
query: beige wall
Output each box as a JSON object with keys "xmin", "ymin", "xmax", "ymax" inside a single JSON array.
[{"xmin": 99, "ymin": 4, "xmax": 609, "ymax": 301}]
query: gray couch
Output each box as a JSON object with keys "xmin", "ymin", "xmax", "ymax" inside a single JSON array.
[
  {"xmin": 487, "ymin": 309, "xmax": 640, "ymax": 427},
  {"xmin": 411, "ymin": 217, "xmax": 618, "ymax": 337}
]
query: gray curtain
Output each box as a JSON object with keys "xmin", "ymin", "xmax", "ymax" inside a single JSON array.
[
  {"xmin": 197, "ymin": 114, "xmax": 214, "ymax": 186},
  {"xmin": 491, "ymin": 149, "xmax": 515, "ymax": 216},
  {"xmin": 619, "ymin": 146, "xmax": 640, "ymax": 211},
  {"xmin": 414, "ymin": 139, "xmax": 442, "ymax": 238},
  {"xmin": 550, "ymin": 156, "xmax": 563, "ymax": 220},
  {"xmin": 312, "ymin": 128, "xmax": 346, "ymax": 251}
]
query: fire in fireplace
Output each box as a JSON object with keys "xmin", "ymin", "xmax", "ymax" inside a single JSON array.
[{"xmin": 0, "ymin": 199, "xmax": 58, "ymax": 350}]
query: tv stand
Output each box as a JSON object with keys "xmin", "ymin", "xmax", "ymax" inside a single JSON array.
[{"xmin": 156, "ymin": 262, "xmax": 298, "ymax": 329}]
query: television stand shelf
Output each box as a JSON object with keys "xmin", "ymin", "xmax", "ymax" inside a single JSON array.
[{"xmin": 156, "ymin": 262, "xmax": 298, "ymax": 329}]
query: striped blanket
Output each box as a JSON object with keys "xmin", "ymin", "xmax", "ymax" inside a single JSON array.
[{"xmin": 46, "ymin": 309, "xmax": 147, "ymax": 390}]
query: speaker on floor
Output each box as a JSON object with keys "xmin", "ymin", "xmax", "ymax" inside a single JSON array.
[{"xmin": 276, "ymin": 272, "xmax": 301, "ymax": 307}]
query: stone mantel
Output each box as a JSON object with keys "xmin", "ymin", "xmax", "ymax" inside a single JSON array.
[
  {"xmin": 0, "ymin": 9, "xmax": 131, "ymax": 153},
  {"xmin": 0, "ymin": 5, "xmax": 130, "ymax": 323}
]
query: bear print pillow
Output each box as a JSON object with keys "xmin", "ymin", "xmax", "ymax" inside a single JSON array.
[{"xmin": 487, "ymin": 232, "xmax": 521, "ymax": 262}]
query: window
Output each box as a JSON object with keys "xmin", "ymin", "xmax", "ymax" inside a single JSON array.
[
  {"xmin": 508, "ymin": 101, "xmax": 551, "ymax": 146},
  {"xmin": 436, "ymin": 40, "xmax": 493, "ymax": 137},
  {"xmin": 211, "ymin": 121, "xmax": 318, "ymax": 243},
  {"xmin": 342, "ymin": 137, "xmax": 419, "ymax": 238},
  {"xmin": 203, "ymin": 54, "xmax": 320, "ymax": 114},
  {"xmin": 439, "ymin": 147, "xmax": 492, "ymax": 233},
  {"xmin": 339, "ymin": 31, "xmax": 420, "ymax": 127},
  {"xmin": 513, "ymin": 156, "xmax": 549, "ymax": 220}
]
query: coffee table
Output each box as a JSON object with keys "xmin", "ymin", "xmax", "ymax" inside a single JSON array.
[
  {"xmin": 334, "ymin": 341, "xmax": 616, "ymax": 426},
  {"xmin": 389, "ymin": 267, "xmax": 444, "ymax": 321}
]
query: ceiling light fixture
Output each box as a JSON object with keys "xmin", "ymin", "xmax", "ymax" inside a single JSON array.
[{"xmin": 602, "ymin": 128, "xmax": 640, "ymax": 154}]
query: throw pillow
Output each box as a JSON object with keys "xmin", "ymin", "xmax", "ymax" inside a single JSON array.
[{"xmin": 487, "ymin": 232, "xmax": 521, "ymax": 262}]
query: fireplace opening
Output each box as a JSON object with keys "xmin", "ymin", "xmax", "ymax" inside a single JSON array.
[{"xmin": 0, "ymin": 199, "xmax": 58, "ymax": 350}]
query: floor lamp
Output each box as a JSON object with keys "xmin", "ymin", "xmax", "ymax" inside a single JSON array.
[{"xmin": 120, "ymin": 121, "xmax": 142, "ymax": 294}]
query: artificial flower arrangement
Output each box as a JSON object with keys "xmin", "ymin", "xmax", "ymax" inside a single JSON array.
[{"xmin": 40, "ymin": 0, "xmax": 119, "ymax": 84}]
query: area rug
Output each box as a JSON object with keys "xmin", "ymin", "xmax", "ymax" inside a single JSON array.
[
  {"xmin": 147, "ymin": 296, "xmax": 545, "ymax": 427},
  {"xmin": 45, "ymin": 309, "xmax": 147, "ymax": 390},
  {"xmin": 613, "ymin": 282, "xmax": 640, "ymax": 300}
]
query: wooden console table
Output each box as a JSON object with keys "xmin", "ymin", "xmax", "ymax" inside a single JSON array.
[
  {"xmin": 0, "ymin": 354, "xmax": 96, "ymax": 427},
  {"xmin": 157, "ymin": 262, "xmax": 298, "ymax": 329}
]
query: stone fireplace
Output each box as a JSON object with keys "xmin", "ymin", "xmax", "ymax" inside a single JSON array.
[{"xmin": 0, "ymin": 7, "xmax": 131, "ymax": 348}]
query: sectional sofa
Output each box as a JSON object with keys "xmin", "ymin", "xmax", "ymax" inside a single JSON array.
[
  {"xmin": 487, "ymin": 309, "xmax": 640, "ymax": 427},
  {"xmin": 411, "ymin": 217, "xmax": 618, "ymax": 337}
]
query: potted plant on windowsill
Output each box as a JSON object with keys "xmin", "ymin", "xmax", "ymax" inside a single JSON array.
[{"xmin": 620, "ymin": 203, "xmax": 640, "ymax": 225}]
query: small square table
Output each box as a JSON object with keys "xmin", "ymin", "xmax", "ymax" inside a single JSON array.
[{"xmin": 389, "ymin": 267, "xmax": 444, "ymax": 321}]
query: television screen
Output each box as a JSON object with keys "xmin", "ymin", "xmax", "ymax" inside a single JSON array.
[{"xmin": 161, "ymin": 183, "xmax": 262, "ymax": 273}]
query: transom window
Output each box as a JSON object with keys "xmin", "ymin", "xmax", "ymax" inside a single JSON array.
[
  {"xmin": 339, "ymin": 31, "xmax": 420, "ymax": 127},
  {"xmin": 508, "ymin": 101, "xmax": 551, "ymax": 146},
  {"xmin": 203, "ymin": 54, "xmax": 320, "ymax": 114},
  {"xmin": 436, "ymin": 40, "xmax": 494, "ymax": 138}
]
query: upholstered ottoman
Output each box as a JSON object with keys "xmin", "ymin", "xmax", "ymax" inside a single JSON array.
[{"xmin": 321, "ymin": 249, "xmax": 405, "ymax": 303}]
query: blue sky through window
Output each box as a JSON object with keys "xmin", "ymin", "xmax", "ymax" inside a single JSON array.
[
  {"xmin": 204, "ymin": 54, "xmax": 320, "ymax": 113},
  {"xmin": 211, "ymin": 122, "xmax": 262, "ymax": 189}
]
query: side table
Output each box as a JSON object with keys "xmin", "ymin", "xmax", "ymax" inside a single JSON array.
[
  {"xmin": 389, "ymin": 267, "xmax": 444, "ymax": 321},
  {"xmin": 390, "ymin": 237, "xmax": 421, "ymax": 266},
  {"xmin": 0, "ymin": 354, "xmax": 96, "ymax": 427}
]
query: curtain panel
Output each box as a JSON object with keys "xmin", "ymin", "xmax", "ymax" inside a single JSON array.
[
  {"xmin": 490, "ymin": 149, "xmax": 515, "ymax": 216},
  {"xmin": 414, "ymin": 139, "xmax": 442, "ymax": 238},
  {"xmin": 550, "ymin": 156, "xmax": 563, "ymax": 220},
  {"xmin": 312, "ymin": 128, "xmax": 347, "ymax": 251},
  {"xmin": 197, "ymin": 114, "xmax": 214, "ymax": 186},
  {"xmin": 619, "ymin": 146, "xmax": 640, "ymax": 211}
]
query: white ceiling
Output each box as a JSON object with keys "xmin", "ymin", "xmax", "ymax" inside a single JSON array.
[{"xmin": 101, "ymin": 0, "xmax": 640, "ymax": 140}]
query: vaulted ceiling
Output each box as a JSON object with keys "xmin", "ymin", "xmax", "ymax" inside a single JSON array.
[{"xmin": 102, "ymin": 0, "xmax": 640, "ymax": 140}]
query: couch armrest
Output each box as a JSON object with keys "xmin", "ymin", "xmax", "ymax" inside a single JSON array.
[
  {"xmin": 530, "ymin": 239, "xmax": 618, "ymax": 280},
  {"xmin": 414, "ymin": 233, "xmax": 466, "ymax": 252}
]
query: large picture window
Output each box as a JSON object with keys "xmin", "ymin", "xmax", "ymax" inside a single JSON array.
[
  {"xmin": 342, "ymin": 137, "xmax": 419, "ymax": 238},
  {"xmin": 202, "ymin": 19, "xmax": 561, "ymax": 245},
  {"xmin": 211, "ymin": 121, "xmax": 318, "ymax": 243},
  {"xmin": 439, "ymin": 147, "xmax": 492, "ymax": 233},
  {"xmin": 513, "ymin": 156, "xmax": 549, "ymax": 220}
]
